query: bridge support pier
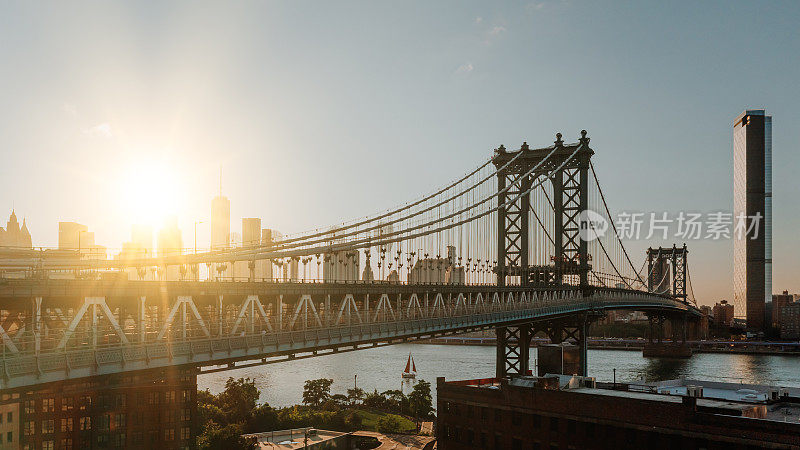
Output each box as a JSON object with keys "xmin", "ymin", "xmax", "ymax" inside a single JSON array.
[
  {"xmin": 495, "ymin": 325, "xmax": 532, "ymax": 378},
  {"xmin": 495, "ymin": 313, "xmax": 600, "ymax": 379},
  {"xmin": 643, "ymin": 312, "xmax": 692, "ymax": 358},
  {"xmin": 538, "ymin": 317, "xmax": 590, "ymax": 377}
]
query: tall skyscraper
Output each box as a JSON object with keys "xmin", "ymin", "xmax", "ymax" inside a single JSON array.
[
  {"xmin": 733, "ymin": 109, "xmax": 772, "ymax": 331},
  {"xmin": 211, "ymin": 195, "xmax": 230, "ymax": 251},
  {"xmin": 210, "ymin": 179, "xmax": 231, "ymax": 280}
]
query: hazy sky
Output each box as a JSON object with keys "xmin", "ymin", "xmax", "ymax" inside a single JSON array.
[{"xmin": 1, "ymin": 1, "xmax": 798, "ymax": 305}]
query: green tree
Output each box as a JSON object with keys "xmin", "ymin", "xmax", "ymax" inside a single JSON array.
[
  {"xmin": 376, "ymin": 415, "xmax": 402, "ymax": 433},
  {"xmin": 303, "ymin": 378, "xmax": 334, "ymax": 407},
  {"xmin": 381, "ymin": 389, "xmax": 407, "ymax": 414},
  {"xmin": 363, "ymin": 389, "xmax": 387, "ymax": 410},
  {"xmin": 218, "ymin": 378, "xmax": 260, "ymax": 424},
  {"xmin": 197, "ymin": 422, "xmax": 255, "ymax": 450},
  {"xmin": 246, "ymin": 403, "xmax": 279, "ymax": 433},
  {"xmin": 346, "ymin": 387, "xmax": 365, "ymax": 406},
  {"xmin": 330, "ymin": 393, "xmax": 349, "ymax": 409},
  {"xmin": 408, "ymin": 380, "xmax": 434, "ymax": 420},
  {"xmin": 344, "ymin": 410, "xmax": 363, "ymax": 430},
  {"xmin": 197, "ymin": 389, "xmax": 225, "ymax": 425}
]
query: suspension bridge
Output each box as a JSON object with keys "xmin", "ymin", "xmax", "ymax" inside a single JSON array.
[{"xmin": 0, "ymin": 131, "xmax": 701, "ymax": 391}]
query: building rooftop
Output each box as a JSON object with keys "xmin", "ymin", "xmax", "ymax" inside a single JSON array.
[
  {"xmin": 242, "ymin": 428, "xmax": 349, "ymax": 449},
  {"xmin": 448, "ymin": 375, "xmax": 800, "ymax": 424}
]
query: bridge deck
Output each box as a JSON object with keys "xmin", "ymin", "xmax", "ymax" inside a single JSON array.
[{"xmin": 0, "ymin": 280, "xmax": 697, "ymax": 390}]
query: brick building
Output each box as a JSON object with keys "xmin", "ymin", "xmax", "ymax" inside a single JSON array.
[
  {"xmin": 779, "ymin": 301, "xmax": 800, "ymax": 340},
  {"xmin": 0, "ymin": 367, "xmax": 196, "ymax": 450},
  {"xmin": 711, "ymin": 300, "xmax": 734, "ymax": 327},
  {"xmin": 771, "ymin": 291, "xmax": 794, "ymax": 329},
  {"xmin": 436, "ymin": 375, "xmax": 800, "ymax": 449}
]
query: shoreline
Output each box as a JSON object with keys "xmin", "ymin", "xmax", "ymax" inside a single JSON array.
[{"xmin": 414, "ymin": 337, "xmax": 800, "ymax": 356}]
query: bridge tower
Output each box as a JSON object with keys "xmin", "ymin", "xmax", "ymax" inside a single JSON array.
[
  {"xmin": 493, "ymin": 131, "xmax": 594, "ymax": 288},
  {"xmin": 646, "ymin": 244, "xmax": 688, "ymax": 302},
  {"xmin": 493, "ymin": 132, "xmax": 596, "ymax": 379}
]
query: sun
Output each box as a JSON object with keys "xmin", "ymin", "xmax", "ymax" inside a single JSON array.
[{"xmin": 118, "ymin": 158, "xmax": 187, "ymax": 229}]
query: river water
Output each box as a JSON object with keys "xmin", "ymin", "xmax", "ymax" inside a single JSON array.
[{"xmin": 197, "ymin": 344, "xmax": 800, "ymax": 408}]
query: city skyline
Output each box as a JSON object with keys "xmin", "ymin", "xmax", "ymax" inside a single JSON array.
[
  {"xmin": 1, "ymin": 1, "xmax": 800, "ymax": 305},
  {"xmin": 2, "ymin": 4, "xmax": 800, "ymax": 450}
]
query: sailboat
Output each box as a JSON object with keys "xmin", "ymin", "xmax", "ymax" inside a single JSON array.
[{"xmin": 402, "ymin": 352, "xmax": 417, "ymax": 379}]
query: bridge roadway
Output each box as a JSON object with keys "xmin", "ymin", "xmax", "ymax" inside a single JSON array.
[{"xmin": 0, "ymin": 279, "xmax": 698, "ymax": 390}]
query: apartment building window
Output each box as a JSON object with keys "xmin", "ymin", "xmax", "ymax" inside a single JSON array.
[
  {"xmin": 42, "ymin": 398, "xmax": 55, "ymax": 413},
  {"xmin": 60, "ymin": 438, "xmax": 73, "ymax": 450},
  {"xmin": 79, "ymin": 395, "xmax": 92, "ymax": 411},
  {"xmin": 182, "ymin": 389, "xmax": 192, "ymax": 403},
  {"xmin": 97, "ymin": 414, "xmax": 110, "ymax": 431},
  {"xmin": 165, "ymin": 391, "xmax": 176, "ymax": 403},
  {"xmin": 180, "ymin": 427, "xmax": 191, "ymax": 440},
  {"xmin": 42, "ymin": 440, "xmax": 54, "ymax": 450},
  {"xmin": 42, "ymin": 419, "xmax": 55, "ymax": 434},
  {"xmin": 24, "ymin": 400, "xmax": 35, "ymax": 415},
  {"xmin": 6, "ymin": 432, "xmax": 11, "ymax": 444},
  {"xmin": 23, "ymin": 421, "xmax": 35, "ymax": 436},
  {"xmin": 6, "ymin": 412, "xmax": 12, "ymax": 423},
  {"xmin": 79, "ymin": 416, "xmax": 91, "ymax": 431},
  {"xmin": 113, "ymin": 432, "xmax": 125, "ymax": 447},
  {"xmin": 114, "ymin": 413, "xmax": 126, "ymax": 429},
  {"xmin": 115, "ymin": 394, "xmax": 126, "ymax": 409},
  {"xmin": 164, "ymin": 428, "xmax": 175, "ymax": 441},
  {"xmin": 61, "ymin": 397, "xmax": 74, "ymax": 412},
  {"xmin": 61, "ymin": 418, "xmax": 74, "ymax": 433}
]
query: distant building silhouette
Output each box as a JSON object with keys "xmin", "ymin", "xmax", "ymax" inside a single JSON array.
[
  {"xmin": 409, "ymin": 246, "xmax": 465, "ymax": 284},
  {"xmin": 115, "ymin": 225, "xmax": 155, "ymax": 280},
  {"xmin": 0, "ymin": 210, "xmax": 32, "ymax": 248},
  {"xmin": 158, "ymin": 217, "xmax": 183, "ymax": 281},
  {"xmin": 260, "ymin": 228, "xmax": 282, "ymax": 280},
  {"xmin": 235, "ymin": 218, "xmax": 262, "ymax": 280},
  {"xmin": 58, "ymin": 221, "xmax": 88, "ymax": 250},
  {"xmin": 58, "ymin": 221, "xmax": 106, "ymax": 260},
  {"xmin": 712, "ymin": 300, "xmax": 735, "ymax": 327}
]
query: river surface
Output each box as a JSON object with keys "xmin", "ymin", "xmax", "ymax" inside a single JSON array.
[{"xmin": 197, "ymin": 344, "xmax": 800, "ymax": 408}]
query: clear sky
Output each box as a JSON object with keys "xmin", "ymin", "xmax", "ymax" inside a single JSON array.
[{"xmin": 1, "ymin": 1, "xmax": 798, "ymax": 305}]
